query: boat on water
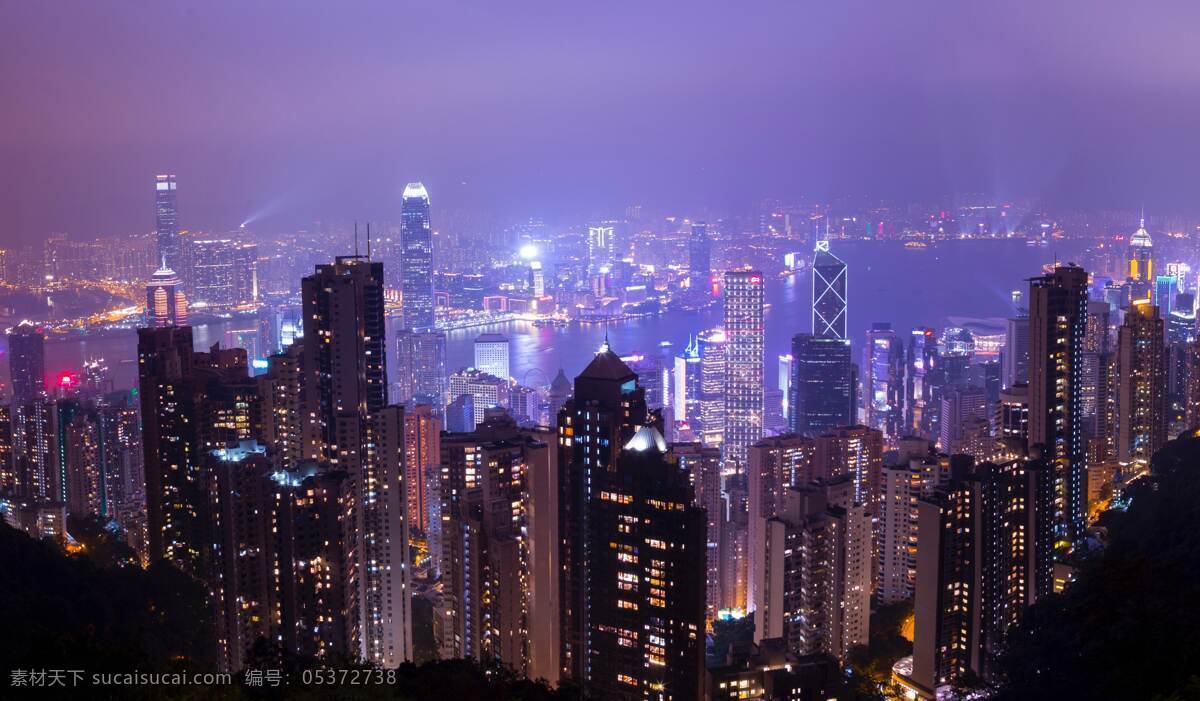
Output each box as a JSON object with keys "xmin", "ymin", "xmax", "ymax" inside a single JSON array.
[{"xmin": 904, "ymin": 240, "xmax": 929, "ymax": 249}]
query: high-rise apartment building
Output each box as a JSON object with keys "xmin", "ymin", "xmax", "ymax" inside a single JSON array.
[
  {"xmin": 556, "ymin": 344, "xmax": 655, "ymax": 684},
  {"xmin": 586, "ymin": 425, "xmax": 706, "ymax": 700},
  {"xmin": 723, "ymin": 270, "xmax": 765, "ymax": 468},
  {"xmin": 910, "ymin": 459, "xmax": 1053, "ymax": 692},
  {"xmin": 1115, "ymin": 301, "xmax": 1167, "ymax": 467},
  {"xmin": 448, "ymin": 368, "xmax": 511, "ymax": 428},
  {"xmin": 9, "ymin": 321, "xmax": 46, "ymax": 408},
  {"xmin": 753, "ymin": 478, "xmax": 871, "ymax": 663},
  {"xmin": 301, "ymin": 255, "xmax": 411, "ymax": 667},
  {"xmin": 746, "ymin": 434, "xmax": 815, "ymax": 617},
  {"xmin": 436, "ymin": 414, "xmax": 558, "ymax": 681},
  {"xmin": 1028, "ymin": 265, "xmax": 1088, "ymax": 541}
]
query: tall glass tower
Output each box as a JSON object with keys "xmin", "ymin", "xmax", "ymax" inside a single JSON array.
[
  {"xmin": 688, "ymin": 221, "xmax": 712, "ymax": 295},
  {"xmin": 812, "ymin": 240, "xmax": 848, "ymax": 340},
  {"xmin": 723, "ymin": 269, "xmax": 765, "ymax": 468},
  {"xmin": 155, "ymin": 174, "xmax": 179, "ymax": 271},
  {"xmin": 400, "ymin": 182, "xmax": 435, "ymax": 330}
]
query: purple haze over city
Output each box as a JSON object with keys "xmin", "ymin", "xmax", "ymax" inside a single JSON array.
[{"xmin": 3, "ymin": 1, "xmax": 1200, "ymax": 242}]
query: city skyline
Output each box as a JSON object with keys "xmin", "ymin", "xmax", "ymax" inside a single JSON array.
[
  {"xmin": 4, "ymin": 4, "xmax": 1200, "ymax": 699},
  {"xmin": 7, "ymin": 3, "xmax": 1200, "ymax": 242}
]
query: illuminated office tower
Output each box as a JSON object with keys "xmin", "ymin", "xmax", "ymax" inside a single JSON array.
[
  {"xmin": 436, "ymin": 414, "xmax": 557, "ymax": 681},
  {"xmin": 1028, "ymin": 265, "xmax": 1088, "ymax": 541},
  {"xmin": 401, "ymin": 182, "xmax": 435, "ymax": 330},
  {"xmin": 753, "ymin": 478, "xmax": 870, "ymax": 662},
  {"xmin": 64, "ymin": 412, "xmax": 102, "ymax": 517},
  {"xmin": 587, "ymin": 224, "xmax": 615, "ymax": 278},
  {"xmin": 448, "ymin": 368, "xmax": 510, "ymax": 428},
  {"xmin": 790, "ymin": 334, "xmax": 855, "ymax": 437},
  {"xmin": 556, "ymin": 343, "xmax": 654, "ymax": 684},
  {"xmin": 586, "ymin": 426, "xmax": 706, "ymax": 700},
  {"xmin": 1002, "ymin": 316, "xmax": 1029, "ymax": 389},
  {"xmin": 187, "ymin": 238, "xmax": 255, "ymax": 309},
  {"xmin": 627, "ymin": 353, "xmax": 667, "ymax": 411},
  {"xmin": 813, "ymin": 425, "xmax": 883, "ymax": 510},
  {"xmin": 778, "ymin": 354, "xmax": 794, "ymax": 417},
  {"xmin": 906, "ymin": 328, "xmax": 938, "ymax": 437},
  {"xmin": 403, "ymin": 404, "xmax": 439, "ymax": 533},
  {"xmin": 9, "ymin": 321, "xmax": 46, "ymax": 408},
  {"xmin": 746, "ymin": 434, "xmax": 815, "ymax": 618},
  {"xmin": 395, "ymin": 329, "xmax": 447, "ymax": 406},
  {"xmin": 145, "ymin": 261, "xmax": 188, "ymax": 327},
  {"xmin": 473, "ymin": 332, "xmax": 511, "ymax": 380},
  {"xmin": 698, "ymin": 329, "xmax": 726, "ymax": 447},
  {"xmin": 911, "ymin": 459, "xmax": 1053, "ymax": 691},
  {"xmin": 1114, "ymin": 302, "xmax": 1167, "ymax": 468},
  {"xmin": 670, "ymin": 442, "xmax": 723, "ymax": 624},
  {"xmin": 723, "ymin": 270, "xmax": 765, "ymax": 468},
  {"xmin": 301, "ymin": 256, "xmax": 411, "ymax": 667},
  {"xmin": 673, "ymin": 336, "xmax": 702, "ymax": 426},
  {"xmin": 688, "ymin": 221, "xmax": 712, "ymax": 295},
  {"xmin": 154, "ymin": 174, "xmax": 180, "ymax": 271},
  {"xmin": 938, "ymin": 385, "xmax": 988, "ymax": 455},
  {"xmin": 1128, "ymin": 216, "xmax": 1153, "ymax": 283},
  {"xmin": 1154, "ymin": 275, "xmax": 1178, "ymax": 316},
  {"xmin": 864, "ymin": 323, "xmax": 904, "ymax": 440},
  {"xmin": 812, "ymin": 240, "xmax": 847, "ymax": 340}
]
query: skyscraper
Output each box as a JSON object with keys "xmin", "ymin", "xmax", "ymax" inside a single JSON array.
[
  {"xmin": 401, "ymin": 182, "xmax": 435, "ymax": 330},
  {"xmin": 587, "ymin": 224, "xmax": 615, "ymax": 278},
  {"xmin": 698, "ymin": 328, "xmax": 726, "ymax": 447},
  {"xmin": 688, "ymin": 221, "xmax": 712, "ymax": 296},
  {"xmin": 556, "ymin": 343, "xmax": 655, "ymax": 684},
  {"xmin": 8, "ymin": 321, "xmax": 45, "ymax": 408},
  {"xmin": 812, "ymin": 240, "xmax": 848, "ymax": 340},
  {"xmin": 1114, "ymin": 301, "xmax": 1167, "ymax": 467},
  {"xmin": 154, "ymin": 174, "xmax": 180, "ymax": 271},
  {"xmin": 301, "ymin": 255, "xmax": 411, "ymax": 667},
  {"xmin": 723, "ymin": 270, "xmax": 765, "ymax": 468},
  {"xmin": 1028, "ymin": 265, "xmax": 1088, "ymax": 541},
  {"xmin": 473, "ymin": 332, "xmax": 511, "ymax": 380},
  {"xmin": 753, "ymin": 478, "xmax": 870, "ymax": 662},
  {"xmin": 864, "ymin": 322, "xmax": 904, "ymax": 440},
  {"xmin": 145, "ymin": 261, "xmax": 188, "ymax": 327},
  {"xmin": 436, "ymin": 413, "xmax": 557, "ymax": 680},
  {"xmin": 139, "ymin": 327, "xmax": 262, "ymax": 577},
  {"xmin": 586, "ymin": 425, "xmax": 706, "ymax": 700},
  {"xmin": 448, "ymin": 368, "xmax": 510, "ymax": 428},
  {"xmin": 910, "ymin": 459, "xmax": 1053, "ymax": 691},
  {"xmin": 1002, "ymin": 315, "xmax": 1029, "ymax": 389},
  {"xmin": 395, "ymin": 329, "xmax": 447, "ymax": 406},
  {"xmin": 906, "ymin": 327, "xmax": 938, "ymax": 438},
  {"xmin": 790, "ymin": 334, "xmax": 855, "ymax": 437}
]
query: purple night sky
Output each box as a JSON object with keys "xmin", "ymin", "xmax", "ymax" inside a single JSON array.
[{"xmin": 2, "ymin": 1, "xmax": 1199, "ymax": 242}]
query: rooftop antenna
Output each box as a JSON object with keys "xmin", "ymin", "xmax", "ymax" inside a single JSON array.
[
  {"xmin": 354, "ymin": 221, "xmax": 360, "ymax": 256},
  {"xmin": 366, "ymin": 222, "xmax": 372, "ymax": 260}
]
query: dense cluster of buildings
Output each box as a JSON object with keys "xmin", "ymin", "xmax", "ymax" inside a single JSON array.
[{"xmin": 2, "ymin": 177, "xmax": 1196, "ymax": 700}]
